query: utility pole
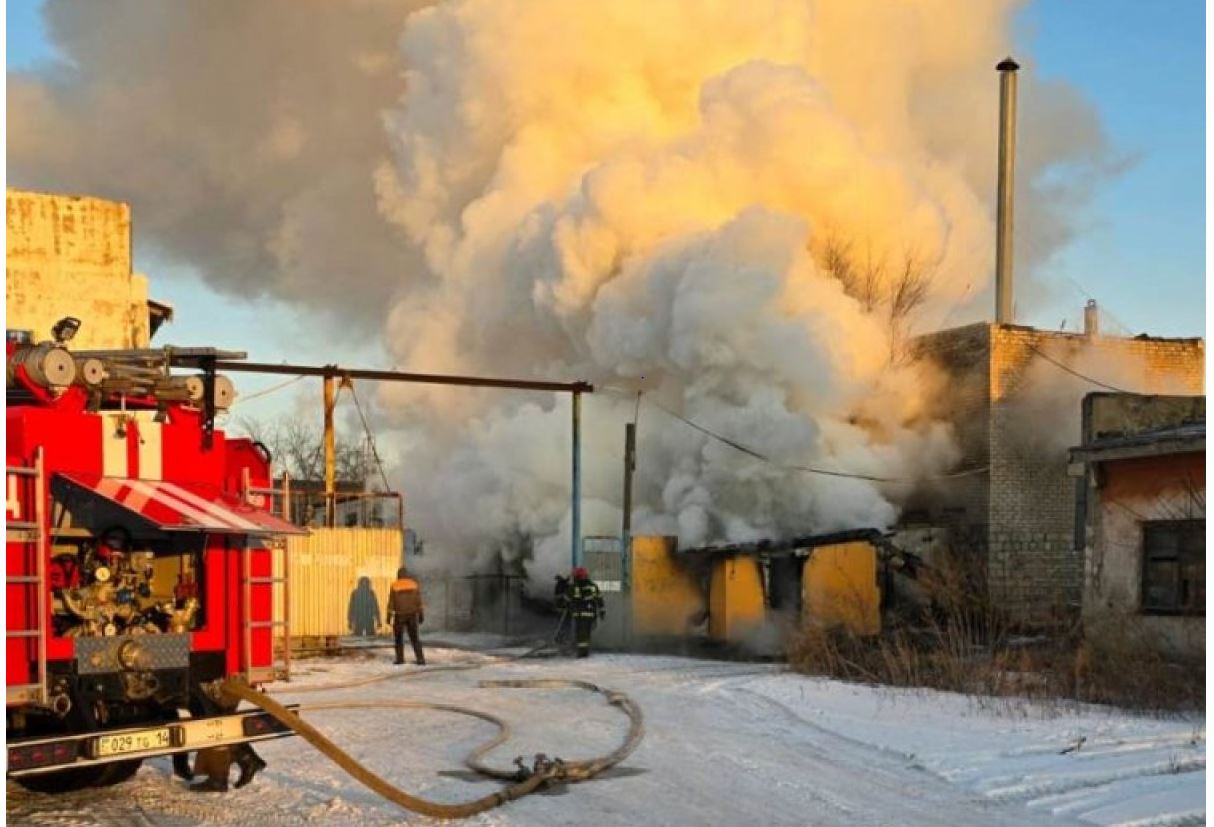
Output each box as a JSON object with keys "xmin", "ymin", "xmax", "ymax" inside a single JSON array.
[
  {"xmin": 620, "ymin": 422, "xmax": 636, "ymax": 588},
  {"xmin": 323, "ymin": 373, "xmax": 336, "ymax": 528}
]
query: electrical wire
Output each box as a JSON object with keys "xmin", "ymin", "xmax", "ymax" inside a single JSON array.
[
  {"xmin": 238, "ymin": 374, "xmax": 307, "ymax": 402},
  {"xmin": 600, "ymin": 386, "xmax": 988, "ymax": 484},
  {"xmin": 1025, "ymin": 344, "xmax": 1138, "ymax": 394},
  {"xmin": 347, "ymin": 381, "xmax": 393, "ymax": 493}
]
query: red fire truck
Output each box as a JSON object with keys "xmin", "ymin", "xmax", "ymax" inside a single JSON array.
[{"xmin": 6, "ymin": 323, "xmax": 303, "ymax": 791}]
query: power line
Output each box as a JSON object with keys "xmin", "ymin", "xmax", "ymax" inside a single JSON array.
[
  {"xmin": 347, "ymin": 382, "xmax": 393, "ymax": 493},
  {"xmin": 1026, "ymin": 344, "xmax": 1137, "ymax": 394},
  {"xmin": 602, "ymin": 387, "xmax": 987, "ymax": 484},
  {"xmin": 238, "ymin": 373, "xmax": 307, "ymax": 402}
]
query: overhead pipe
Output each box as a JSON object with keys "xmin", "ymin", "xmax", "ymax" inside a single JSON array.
[
  {"xmin": 217, "ymin": 359, "xmax": 594, "ymax": 554},
  {"xmin": 995, "ymin": 56, "xmax": 1020, "ymax": 325}
]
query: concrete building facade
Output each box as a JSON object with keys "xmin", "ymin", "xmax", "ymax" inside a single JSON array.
[
  {"xmin": 911, "ymin": 322, "xmax": 1204, "ymax": 624},
  {"xmin": 1069, "ymin": 394, "xmax": 1204, "ymax": 658},
  {"xmin": 6, "ymin": 188, "xmax": 169, "ymax": 348}
]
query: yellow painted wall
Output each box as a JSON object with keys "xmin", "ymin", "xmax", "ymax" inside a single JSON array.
[
  {"xmin": 629, "ymin": 535, "xmax": 704, "ymax": 638},
  {"xmin": 278, "ymin": 528, "xmax": 404, "ymax": 638},
  {"xmin": 708, "ymin": 556, "xmax": 766, "ymax": 643},
  {"xmin": 6, "ymin": 188, "xmax": 152, "ymax": 348},
  {"xmin": 801, "ymin": 541, "xmax": 880, "ymax": 636}
]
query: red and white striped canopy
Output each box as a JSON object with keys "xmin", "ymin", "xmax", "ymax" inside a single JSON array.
[{"xmin": 57, "ymin": 473, "xmax": 307, "ymax": 537}]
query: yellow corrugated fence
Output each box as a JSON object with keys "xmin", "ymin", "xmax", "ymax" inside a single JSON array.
[{"xmin": 274, "ymin": 528, "xmax": 404, "ymax": 640}]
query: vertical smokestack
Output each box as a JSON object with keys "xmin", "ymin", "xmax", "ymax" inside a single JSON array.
[
  {"xmin": 1083, "ymin": 299, "xmax": 1100, "ymax": 337},
  {"xmin": 995, "ymin": 57, "xmax": 1020, "ymax": 324}
]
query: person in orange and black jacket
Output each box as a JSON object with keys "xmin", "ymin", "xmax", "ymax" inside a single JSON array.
[{"xmin": 386, "ymin": 567, "xmax": 426, "ymax": 666}]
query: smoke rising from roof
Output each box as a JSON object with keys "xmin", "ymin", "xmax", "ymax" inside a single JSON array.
[{"xmin": 9, "ymin": 0, "xmax": 1115, "ymax": 587}]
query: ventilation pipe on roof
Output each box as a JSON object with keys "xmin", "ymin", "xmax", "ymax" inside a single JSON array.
[
  {"xmin": 1084, "ymin": 299, "xmax": 1100, "ymax": 337},
  {"xmin": 995, "ymin": 57, "xmax": 1020, "ymax": 325}
]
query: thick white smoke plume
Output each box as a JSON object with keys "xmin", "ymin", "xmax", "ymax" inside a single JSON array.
[
  {"xmin": 9, "ymin": 0, "xmax": 1113, "ymax": 588},
  {"xmin": 370, "ymin": 0, "xmax": 1110, "ymax": 585}
]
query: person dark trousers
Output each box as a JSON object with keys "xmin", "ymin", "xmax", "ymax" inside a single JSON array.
[
  {"xmin": 187, "ymin": 685, "xmax": 267, "ymax": 792},
  {"xmin": 568, "ymin": 567, "xmax": 605, "ymax": 658},
  {"xmin": 387, "ymin": 567, "xmax": 426, "ymax": 665}
]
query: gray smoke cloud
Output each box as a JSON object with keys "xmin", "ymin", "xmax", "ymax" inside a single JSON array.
[
  {"xmin": 8, "ymin": 0, "xmax": 1116, "ymax": 588},
  {"xmin": 8, "ymin": 0, "xmax": 429, "ymax": 325}
]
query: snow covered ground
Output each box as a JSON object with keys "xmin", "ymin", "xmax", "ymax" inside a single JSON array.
[{"xmin": 7, "ymin": 639, "xmax": 1205, "ymax": 826}]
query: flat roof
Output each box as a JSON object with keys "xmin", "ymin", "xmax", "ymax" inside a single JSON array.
[
  {"xmin": 679, "ymin": 527, "xmax": 886, "ymax": 558},
  {"xmin": 1070, "ymin": 421, "xmax": 1205, "ymax": 464}
]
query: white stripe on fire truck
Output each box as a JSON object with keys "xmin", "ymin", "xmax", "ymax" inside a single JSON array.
[
  {"xmin": 136, "ymin": 479, "xmax": 262, "ymax": 532},
  {"xmin": 101, "ymin": 415, "xmax": 128, "ymax": 477},
  {"xmin": 93, "ymin": 477, "xmax": 153, "ymax": 520},
  {"xmin": 123, "ymin": 478, "xmax": 241, "ymax": 531},
  {"xmin": 120, "ymin": 479, "xmax": 153, "ymax": 514},
  {"xmin": 137, "ymin": 420, "xmax": 163, "ymax": 481},
  {"xmin": 160, "ymin": 481, "xmax": 262, "ymax": 531}
]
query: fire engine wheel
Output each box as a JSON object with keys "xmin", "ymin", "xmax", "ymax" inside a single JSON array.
[
  {"xmin": 92, "ymin": 759, "xmax": 144, "ymax": 787},
  {"xmin": 13, "ymin": 700, "xmax": 150, "ymax": 792},
  {"xmin": 14, "ymin": 764, "xmax": 111, "ymax": 794}
]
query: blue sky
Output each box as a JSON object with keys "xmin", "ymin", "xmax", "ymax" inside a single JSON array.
[
  {"xmin": 1013, "ymin": 1, "xmax": 1205, "ymax": 338},
  {"xmin": 6, "ymin": 0, "xmax": 1206, "ymax": 402}
]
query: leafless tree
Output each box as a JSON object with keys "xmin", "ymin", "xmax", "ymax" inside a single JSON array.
[
  {"xmin": 818, "ymin": 234, "xmax": 937, "ymax": 360},
  {"xmin": 232, "ymin": 414, "xmax": 369, "ymax": 483}
]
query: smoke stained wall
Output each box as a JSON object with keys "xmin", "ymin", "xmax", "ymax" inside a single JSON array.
[{"xmin": 9, "ymin": 0, "xmax": 1116, "ymax": 589}]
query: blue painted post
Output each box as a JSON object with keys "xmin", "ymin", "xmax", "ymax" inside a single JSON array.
[{"xmin": 572, "ymin": 390, "xmax": 582, "ymax": 569}]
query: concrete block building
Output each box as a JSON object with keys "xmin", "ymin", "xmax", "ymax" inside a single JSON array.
[
  {"xmin": 909, "ymin": 321, "xmax": 1204, "ymax": 624},
  {"xmin": 6, "ymin": 188, "xmax": 171, "ymax": 348},
  {"xmin": 1070, "ymin": 394, "xmax": 1204, "ymax": 657}
]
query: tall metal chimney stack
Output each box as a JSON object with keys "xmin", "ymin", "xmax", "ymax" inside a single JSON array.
[
  {"xmin": 1083, "ymin": 299, "xmax": 1100, "ymax": 337},
  {"xmin": 995, "ymin": 57, "xmax": 1020, "ymax": 324}
]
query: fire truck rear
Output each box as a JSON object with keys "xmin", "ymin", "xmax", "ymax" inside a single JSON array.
[{"xmin": 6, "ymin": 322, "xmax": 302, "ymax": 792}]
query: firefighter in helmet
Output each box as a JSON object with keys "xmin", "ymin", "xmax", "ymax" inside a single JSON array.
[
  {"xmin": 565, "ymin": 567, "xmax": 604, "ymax": 658},
  {"xmin": 386, "ymin": 567, "xmax": 426, "ymax": 666}
]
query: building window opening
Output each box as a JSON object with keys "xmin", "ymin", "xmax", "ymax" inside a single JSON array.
[{"xmin": 1141, "ymin": 519, "xmax": 1204, "ymax": 615}]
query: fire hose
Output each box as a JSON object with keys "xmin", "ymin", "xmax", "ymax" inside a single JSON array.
[{"xmin": 213, "ymin": 612, "xmax": 646, "ymax": 820}]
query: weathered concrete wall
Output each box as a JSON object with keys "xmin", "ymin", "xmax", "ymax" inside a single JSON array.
[
  {"xmin": 1084, "ymin": 394, "xmax": 1206, "ymax": 440},
  {"xmin": 6, "ymin": 188, "xmax": 151, "ymax": 348},
  {"xmin": 1084, "ymin": 452, "xmax": 1204, "ymax": 658},
  {"xmin": 913, "ymin": 322, "xmax": 1204, "ymax": 624}
]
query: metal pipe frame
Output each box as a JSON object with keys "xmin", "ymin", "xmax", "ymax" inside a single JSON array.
[{"xmin": 213, "ymin": 360, "xmax": 592, "ymax": 395}]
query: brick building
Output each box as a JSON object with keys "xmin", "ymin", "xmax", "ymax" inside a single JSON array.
[{"xmin": 909, "ymin": 322, "xmax": 1204, "ymax": 624}]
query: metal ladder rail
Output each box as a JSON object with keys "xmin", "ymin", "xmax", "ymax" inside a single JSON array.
[
  {"xmin": 6, "ymin": 448, "xmax": 48, "ymax": 706},
  {"xmin": 240, "ymin": 469, "xmax": 292, "ymax": 683}
]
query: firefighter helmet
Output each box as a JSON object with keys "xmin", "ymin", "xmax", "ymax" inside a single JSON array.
[{"xmin": 572, "ymin": 566, "xmax": 589, "ymax": 580}]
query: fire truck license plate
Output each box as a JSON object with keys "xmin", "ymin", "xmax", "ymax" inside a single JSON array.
[{"xmin": 95, "ymin": 728, "xmax": 172, "ymax": 757}]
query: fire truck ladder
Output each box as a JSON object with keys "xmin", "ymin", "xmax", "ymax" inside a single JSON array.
[
  {"xmin": 241, "ymin": 469, "xmax": 292, "ymax": 683},
  {"xmin": 6, "ymin": 448, "xmax": 48, "ymax": 707}
]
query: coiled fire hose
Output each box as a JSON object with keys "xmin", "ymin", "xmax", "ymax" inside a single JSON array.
[{"xmin": 214, "ymin": 616, "xmax": 645, "ymax": 820}]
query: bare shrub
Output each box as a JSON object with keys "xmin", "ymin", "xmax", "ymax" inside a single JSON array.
[{"xmin": 790, "ymin": 563, "xmax": 1203, "ymax": 714}]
